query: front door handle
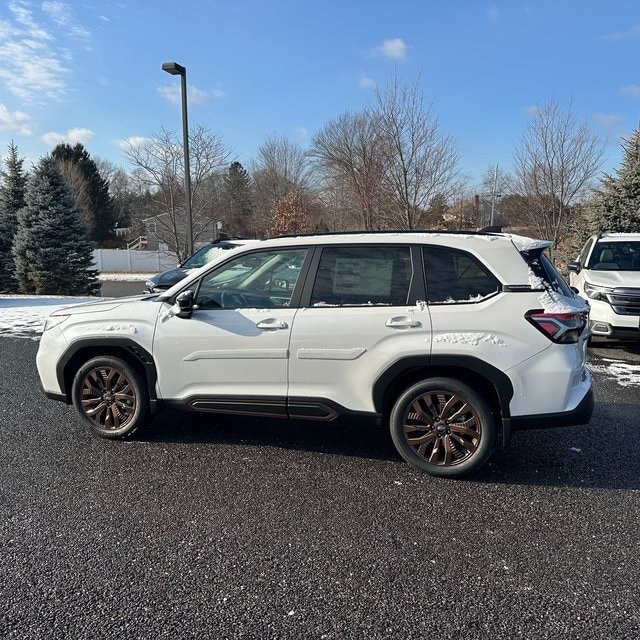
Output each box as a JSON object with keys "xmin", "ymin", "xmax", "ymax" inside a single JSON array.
[{"xmin": 256, "ymin": 318, "xmax": 288, "ymax": 330}]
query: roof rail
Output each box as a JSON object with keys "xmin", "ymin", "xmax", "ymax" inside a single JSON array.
[{"xmin": 273, "ymin": 228, "xmax": 499, "ymax": 240}]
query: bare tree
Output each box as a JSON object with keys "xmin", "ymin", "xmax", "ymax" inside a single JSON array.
[
  {"xmin": 512, "ymin": 99, "xmax": 605, "ymax": 247},
  {"xmin": 250, "ymin": 134, "xmax": 311, "ymax": 236},
  {"xmin": 309, "ymin": 111, "xmax": 387, "ymax": 230},
  {"xmin": 373, "ymin": 76, "xmax": 460, "ymax": 229},
  {"xmin": 122, "ymin": 124, "xmax": 231, "ymax": 260}
]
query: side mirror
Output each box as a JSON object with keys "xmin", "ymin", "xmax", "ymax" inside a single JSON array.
[
  {"xmin": 567, "ymin": 261, "xmax": 581, "ymax": 273},
  {"xmin": 174, "ymin": 290, "xmax": 194, "ymax": 319}
]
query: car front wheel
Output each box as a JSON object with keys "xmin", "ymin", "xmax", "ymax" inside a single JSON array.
[
  {"xmin": 71, "ymin": 356, "xmax": 149, "ymax": 439},
  {"xmin": 389, "ymin": 377, "xmax": 495, "ymax": 478}
]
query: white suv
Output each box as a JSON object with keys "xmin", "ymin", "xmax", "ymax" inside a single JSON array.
[
  {"xmin": 568, "ymin": 232, "xmax": 640, "ymax": 340},
  {"xmin": 36, "ymin": 231, "xmax": 593, "ymax": 478}
]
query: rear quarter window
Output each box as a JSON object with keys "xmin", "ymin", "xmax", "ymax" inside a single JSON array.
[{"xmin": 423, "ymin": 247, "xmax": 500, "ymax": 304}]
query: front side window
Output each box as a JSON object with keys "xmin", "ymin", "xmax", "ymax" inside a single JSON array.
[
  {"xmin": 310, "ymin": 246, "xmax": 412, "ymax": 306},
  {"xmin": 423, "ymin": 247, "xmax": 500, "ymax": 304},
  {"xmin": 578, "ymin": 238, "xmax": 594, "ymax": 267},
  {"xmin": 194, "ymin": 248, "xmax": 307, "ymax": 309}
]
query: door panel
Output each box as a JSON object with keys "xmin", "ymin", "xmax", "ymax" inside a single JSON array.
[{"xmin": 153, "ymin": 248, "xmax": 308, "ymax": 402}]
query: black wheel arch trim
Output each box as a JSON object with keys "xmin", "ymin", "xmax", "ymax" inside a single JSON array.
[
  {"xmin": 55, "ymin": 337, "xmax": 158, "ymax": 408},
  {"xmin": 372, "ymin": 354, "xmax": 515, "ymax": 447}
]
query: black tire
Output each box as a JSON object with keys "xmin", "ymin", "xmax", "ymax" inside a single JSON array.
[
  {"xmin": 389, "ymin": 377, "xmax": 495, "ymax": 478},
  {"xmin": 71, "ymin": 356, "xmax": 149, "ymax": 439}
]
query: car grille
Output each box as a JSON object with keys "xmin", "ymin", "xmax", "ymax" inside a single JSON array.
[{"xmin": 607, "ymin": 287, "xmax": 640, "ymax": 315}]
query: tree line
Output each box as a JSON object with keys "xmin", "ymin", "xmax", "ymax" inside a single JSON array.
[{"xmin": 1, "ymin": 76, "xmax": 639, "ymax": 295}]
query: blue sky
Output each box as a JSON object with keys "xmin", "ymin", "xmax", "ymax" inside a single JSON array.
[{"xmin": 0, "ymin": 0, "xmax": 639, "ymax": 186}]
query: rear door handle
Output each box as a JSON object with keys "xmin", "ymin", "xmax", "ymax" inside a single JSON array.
[{"xmin": 386, "ymin": 316, "xmax": 422, "ymax": 329}]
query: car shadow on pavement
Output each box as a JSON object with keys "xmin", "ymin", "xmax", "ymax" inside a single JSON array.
[
  {"xmin": 139, "ymin": 408, "xmax": 400, "ymax": 464},
  {"xmin": 588, "ymin": 338, "xmax": 640, "ymax": 358},
  {"xmin": 483, "ymin": 399, "xmax": 640, "ymax": 490},
  {"xmin": 133, "ymin": 401, "xmax": 640, "ymax": 490}
]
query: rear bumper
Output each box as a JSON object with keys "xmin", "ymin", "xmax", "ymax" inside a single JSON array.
[{"xmin": 507, "ymin": 386, "xmax": 594, "ymax": 431}]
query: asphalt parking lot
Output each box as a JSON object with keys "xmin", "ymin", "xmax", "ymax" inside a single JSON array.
[{"xmin": 1, "ymin": 334, "xmax": 639, "ymax": 640}]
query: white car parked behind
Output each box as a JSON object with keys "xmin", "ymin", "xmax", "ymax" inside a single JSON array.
[{"xmin": 568, "ymin": 232, "xmax": 640, "ymax": 340}]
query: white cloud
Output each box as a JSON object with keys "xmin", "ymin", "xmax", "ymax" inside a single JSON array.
[
  {"xmin": 41, "ymin": 127, "xmax": 94, "ymax": 146},
  {"xmin": 117, "ymin": 136, "xmax": 152, "ymax": 150},
  {"xmin": 523, "ymin": 105, "xmax": 539, "ymax": 117},
  {"xmin": 374, "ymin": 38, "xmax": 408, "ymax": 60},
  {"xmin": 157, "ymin": 84, "xmax": 224, "ymax": 105},
  {"xmin": 594, "ymin": 114, "xmax": 624, "ymax": 127},
  {"xmin": 620, "ymin": 84, "xmax": 640, "ymax": 97},
  {"xmin": 295, "ymin": 126, "xmax": 308, "ymax": 138},
  {"xmin": 602, "ymin": 23, "xmax": 640, "ymax": 41},
  {"xmin": 0, "ymin": 103, "xmax": 34, "ymax": 135},
  {"xmin": 0, "ymin": 1, "xmax": 91, "ymax": 103},
  {"xmin": 42, "ymin": 1, "xmax": 90, "ymax": 41},
  {"xmin": 359, "ymin": 75, "xmax": 375, "ymax": 88},
  {"xmin": 487, "ymin": 5, "xmax": 499, "ymax": 21}
]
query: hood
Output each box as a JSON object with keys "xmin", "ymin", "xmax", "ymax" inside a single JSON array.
[
  {"xmin": 147, "ymin": 266, "xmax": 189, "ymax": 287},
  {"xmin": 50, "ymin": 294, "xmax": 156, "ymax": 317},
  {"xmin": 584, "ymin": 269, "xmax": 640, "ymax": 288}
]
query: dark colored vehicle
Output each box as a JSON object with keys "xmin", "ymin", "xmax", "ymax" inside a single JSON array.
[{"xmin": 144, "ymin": 239, "xmax": 255, "ymax": 293}]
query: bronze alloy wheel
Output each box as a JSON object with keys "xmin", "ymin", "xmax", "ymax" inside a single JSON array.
[
  {"xmin": 389, "ymin": 377, "xmax": 495, "ymax": 477},
  {"xmin": 402, "ymin": 389, "xmax": 482, "ymax": 466},
  {"xmin": 80, "ymin": 365, "xmax": 137, "ymax": 431},
  {"xmin": 72, "ymin": 356, "xmax": 149, "ymax": 438}
]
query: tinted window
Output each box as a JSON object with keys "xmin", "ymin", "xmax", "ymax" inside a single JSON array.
[
  {"xmin": 310, "ymin": 246, "xmax": 412, "ymax": 306},
  {"xmin": 195, "ymin": 249, "xmax": 307, "ymax": 309},
  {"xmin": 423, "ymin": 247, "xmax": 500, "ymax": 304}
]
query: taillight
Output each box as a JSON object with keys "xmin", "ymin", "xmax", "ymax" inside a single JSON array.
[{"xmin": 525, "ymin": 310, "xmax": 588, "ymax": 344}]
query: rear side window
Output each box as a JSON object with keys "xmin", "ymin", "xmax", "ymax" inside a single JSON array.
[
  {"xmin": 310, "ymin": 246, "xmax": 412, "ymax": 306},
  {"xmin": 524, "ymin": 251, "xmax": 574, "ymax": 296},
  {"xmin": 423, "ymin": 247, "xmax": 500, "ymax": 304}
]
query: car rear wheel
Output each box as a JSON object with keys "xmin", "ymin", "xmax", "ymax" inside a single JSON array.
[
  {"xmin": 389, "ymin": 377, "xmax": 495, "ymax": 478},
  {"xmin": 71, "ymin": 356, "xmax": 149, "ymax": 439}
]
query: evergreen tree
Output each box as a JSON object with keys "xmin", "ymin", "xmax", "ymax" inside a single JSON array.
[
  {"xmin": 51, "ymin": 142, "xmax": 118, "ymax": 245},
  {"xmin": 0, "ymin": 141, "xmax": 27, "ymax": 292},
  {"xmin": 590, "ymin": 128, "xmax": 640, "ymax": 232},
  {"xmin": 14, "ymin": 155, "xmax": 100, "ymax": 295},
  {"xmin": 223, "ymin": 161, "xmax": 254, "ymax": 237}
]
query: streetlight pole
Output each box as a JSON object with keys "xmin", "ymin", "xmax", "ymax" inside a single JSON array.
[{"xmin": 162, "ymin": 61, "xmax": 193, "ymax": 256}]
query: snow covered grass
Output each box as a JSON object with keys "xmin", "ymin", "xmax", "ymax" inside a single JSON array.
[
  {"xmin": 0, "ymin": 295, "xmax": 92, "ymax": 339},
  {"xmin": 99, "ymin": 272, "xmax": 153, "ymax": 281},
  {"xmin": 0, "ymin": 274, "xmax": 154, "ymax": 338}
]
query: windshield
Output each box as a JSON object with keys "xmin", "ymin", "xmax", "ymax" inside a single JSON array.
[
  {"xmin": 182, "ymin": 245, "xmax": 237, "ymax": 269},
  {"xmin": 586, "ymin": 241, "xmax": 640, "ymax": 271}
]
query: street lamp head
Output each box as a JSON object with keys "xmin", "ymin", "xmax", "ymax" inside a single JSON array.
[{"xmin": 162, "ymin": 61, "xmax": 186, "ymax": 76}]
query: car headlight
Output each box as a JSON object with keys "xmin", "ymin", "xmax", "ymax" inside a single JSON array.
[
  {"xmin": 583, "ymin": 281, "xmax": 613, "ymax": 301},
  {"xmin": 43, "ymin": 315, "xmax": 69, "ymax": 331}
]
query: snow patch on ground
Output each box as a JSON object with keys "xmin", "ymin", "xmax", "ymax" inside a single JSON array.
[{"xmin": 588, "ymin": 359, "xmax": 640, "ymax": 387}]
